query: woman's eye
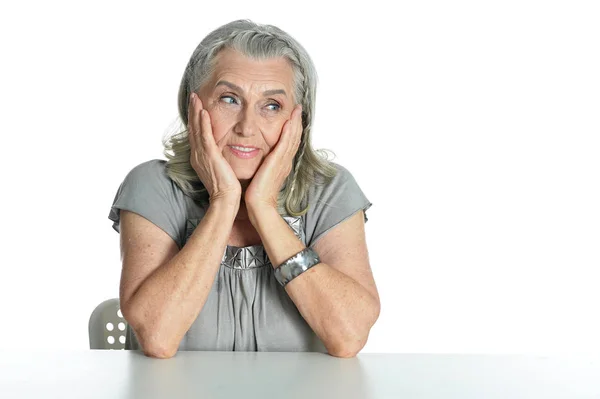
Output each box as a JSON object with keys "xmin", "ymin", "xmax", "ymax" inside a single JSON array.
[
  {"xmin": 266, "ymin": 103, "xmax": 281, "ymax": 111},
  {"xmin": 221, "ymin": 95, "xmax": 237, "ymax": 105},
  {"xmin": 220, "ymin": 96, "xmax": 279, "ymax": 111}
]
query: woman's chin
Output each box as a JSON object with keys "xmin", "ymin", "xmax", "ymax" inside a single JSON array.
[{"xmin": 235, "ymin": 171, "xmax": 256, "ymax": 186}]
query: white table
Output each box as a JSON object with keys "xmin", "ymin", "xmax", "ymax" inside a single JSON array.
[{"xmin": 1, "ymin": 351, "xmax": 599, "ymax": 398}]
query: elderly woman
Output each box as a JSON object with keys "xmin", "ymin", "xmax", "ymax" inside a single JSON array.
[{"xmin": 108, "ymin": 19, "xmax": 380, "ymax": 359}]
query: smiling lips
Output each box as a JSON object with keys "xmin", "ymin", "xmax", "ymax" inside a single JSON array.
[{"xmin": 228, "ymin": 145, "xmax": 260, "ymax": 159}]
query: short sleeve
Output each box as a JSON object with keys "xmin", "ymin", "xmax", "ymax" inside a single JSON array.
[
  {"xmin": 108, "ymin": 159, "xmax": 188, "ymax": 248},
  {"xmin": 304, "ymin": 162, "xmax": 372, "ymax": 248}
]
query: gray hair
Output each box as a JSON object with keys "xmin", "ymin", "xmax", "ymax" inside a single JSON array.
[{"xmin": 162, "ymin": 19, "xmax": 337, "ymax": 217}]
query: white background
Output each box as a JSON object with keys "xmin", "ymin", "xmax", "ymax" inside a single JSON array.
[{"xmin": 0, "ymin": 0, "xmax": 598, "ymax": 354}]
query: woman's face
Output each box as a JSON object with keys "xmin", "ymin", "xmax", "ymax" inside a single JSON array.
[{"xmin": 196, "ymin": 47, "xmax": 297, "ymax": 185}]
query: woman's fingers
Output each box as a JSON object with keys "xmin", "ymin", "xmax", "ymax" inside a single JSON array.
[
  {"xmin": 188, "ymin": 94, "xmax": 197, "ymax": 145},
  {"xmin": 281, "ymin": 105, "xmax": 303, "ymax": 157},
  {"xmin": 188, "ymin": 92, "xmax": 198, "ymax": 132},
  {"xmin": 260, "ymin": 106, "xmax": 299, "ymax": 185},
  {"xmin": 200, "ymin": 109, "xmax": 217, "ymax": 155},
  {"xmin": 293, "ymin": 105, "xmax": 303, "ymax": 148},
  {"xmin": 188, "ymin": 92, "xmax": 216, "ymax": 155},
  {"xmin": 186, "ymin": 92, "xmax": 241, "ymax": 200},
  {"xmin": 188, "ymin": 93, "xmax": 214, "ymax": 162},
  {"xmin": 187, "ymin": 94, "xmax": 197, "ymax": 152}
]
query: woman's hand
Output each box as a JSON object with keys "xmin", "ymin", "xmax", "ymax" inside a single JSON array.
[
  {"xmin": 188, "ymin": 92, "xmax": 241, "ymax": 206},
  {"xmin": 245, "ymin": 104, "xmax": 303, "ymax": 215}
]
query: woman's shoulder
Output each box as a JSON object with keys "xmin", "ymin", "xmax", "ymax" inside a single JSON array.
[
  {"xmin": 309, "ymin": 160, "xmax": 359, "ymax": 194},
  {"xmin": 304, "ymin": 159, "xmax": 369, "ymax": 219},
  {"xmin": 125, "ymin": 158, "xmax": 168, "ymax": 179},
  {"xmin": 117, "ymin": 158, "xmax": 197, "ymax": 206},
  {"xmin": 110, "ymin": 159, "xmax": 191, "ymax": 248},
  {"xmin": 122, "ymin": 159, "xmax": 180, "ymax": 191},
  {"xmin": 302, "ymin": 160, "xmax": 371, "ymax": 247}
]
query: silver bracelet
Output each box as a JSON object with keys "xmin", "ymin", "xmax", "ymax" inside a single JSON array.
[{"xmin": 274, "ymin": 248, "xmax": 321, "ymax": 287}]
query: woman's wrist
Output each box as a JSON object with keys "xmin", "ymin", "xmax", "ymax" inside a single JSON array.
[
  {"xmin": 207, "ymin": 194, "xmax": 240, "ymax": 221},
  {"xmin": 246, "ymin": 202, "xmax": 275, "ymax": 228}
]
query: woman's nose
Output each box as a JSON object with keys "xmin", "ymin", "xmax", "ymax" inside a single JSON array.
[{"xmin": 234, "ymin": 106, "xmax": 258, "ymax": 137}]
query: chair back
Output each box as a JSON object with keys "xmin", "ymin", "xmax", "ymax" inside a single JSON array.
[{"xmin": 89, "ymin": 298, "xmax": 128, "ymax": 349}]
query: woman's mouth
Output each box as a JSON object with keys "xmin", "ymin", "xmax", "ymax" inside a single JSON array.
[{"xmin": 228, "ymin": 145, "xmax": 260, "ymax": 159}]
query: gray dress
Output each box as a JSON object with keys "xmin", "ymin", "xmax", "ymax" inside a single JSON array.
[{"xmin": 108, "ymin": 159, "xmax": 371, "ymax": 353}]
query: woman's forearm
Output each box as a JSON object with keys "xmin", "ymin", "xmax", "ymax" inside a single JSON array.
[
  {"xmin": 125, "ymin": 199, "xmax": 237, "ymax": 358},
  {"xmin": 248, "ymin": 205, "xmax": 379, "ymax": 357}
]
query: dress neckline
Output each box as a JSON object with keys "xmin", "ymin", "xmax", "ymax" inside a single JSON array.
[
  {"xmin": 222, "ymin": 244, "xmax": 270, "ymax": 269},
  {"xmin": 185, "ymin": 214, "xmax": 305, "ymax": 270}
]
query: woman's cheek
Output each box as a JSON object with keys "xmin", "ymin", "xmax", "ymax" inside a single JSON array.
[{"xmin": 265, "ymin": 128, "xmax": 283, "ymax": 148}]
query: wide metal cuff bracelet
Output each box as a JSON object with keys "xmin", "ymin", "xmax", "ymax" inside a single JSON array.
[{"xmin": 274, "ymin": 248, "xmax": 321, "ymax": 287}]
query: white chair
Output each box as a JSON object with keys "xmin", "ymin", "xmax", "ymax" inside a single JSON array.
[{"xmin": 89, "ymin": 298, "xmax": 128, "ymax": 349}]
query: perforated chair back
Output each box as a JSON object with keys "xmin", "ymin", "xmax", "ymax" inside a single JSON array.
[{"xmin": 89, "ymin": 298, "xmax": 128, "ymax": 349}]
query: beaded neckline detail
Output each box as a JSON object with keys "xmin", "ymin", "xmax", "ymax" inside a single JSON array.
[
  {"xmin": 222, "ymin": 245, "xmax": 270, "ymax": 269},
  {"xmin": 185, "ymin": 215, "xmax": 305, "ymax": 270}
]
